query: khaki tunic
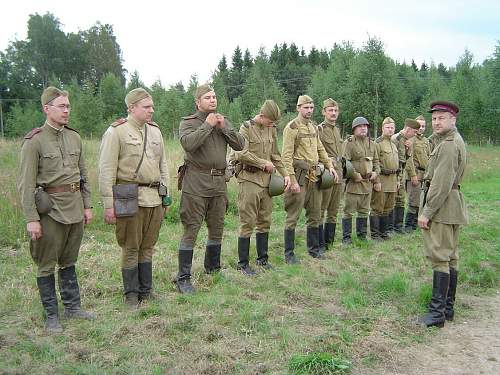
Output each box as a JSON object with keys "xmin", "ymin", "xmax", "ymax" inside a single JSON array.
[
  {"xmin": 178, "ymin": 110, "xmax": 245, "ymax": 247},
  {"xmin": 371, "ymin": 135, "xmax": 398, "ymax": 216},
  {"xmin": 406, "ymin": 135, "xmax": 431, "ymax": 210},
  {"xmin": 282, "ymin": 115, "xmax": 333, "ymax": 229},
  {"xmin": 391, "ymin": 131, "xmax": 414, "ymax": 207},
  {"xmin": 318, "ymin": 121, "xmax": 344, "ymax": 223},
  {"xmin": 421, "ymin": 128, "xmax": 468, "ymax": 273},
  {"xmin": 18, "ymin": 122, "xmax": 91, "ymax": 276},
  {"xmin": 231, "ymin": 120, "xmax": 287, "ymax": 237},
  {"xmin": 98, "ymin": 116, "xmax": 169, "ymax": 208}
]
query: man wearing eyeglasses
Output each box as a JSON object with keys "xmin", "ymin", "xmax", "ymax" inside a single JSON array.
[{"xmin": 18, "ymin": 86, "xmax": 95, "ymax": 334}]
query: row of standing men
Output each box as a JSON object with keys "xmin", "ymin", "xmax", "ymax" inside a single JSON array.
[{"xmin": 18, "ymin": 85, "xmax": 467, "ymax": 333}]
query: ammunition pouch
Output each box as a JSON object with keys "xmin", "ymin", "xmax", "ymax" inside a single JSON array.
[
  {"xmin": 112, "ymin": 184, "xmax": 139, "ymax": 217},
  {"xmin": 34, "ymin": 187, "xmax": 53, "ymax": 215},
  {"xmin": 293, "ymin": 159, "xmax": 310, "ymax": 186},
  {"xmin": 177, "ymin": 164, "xmax": 187, "ymax": 191}
]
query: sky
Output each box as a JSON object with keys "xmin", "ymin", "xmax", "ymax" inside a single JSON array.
[{"xmin": 1, "ymin": 0, "xmax": 499, "ymax": 87}]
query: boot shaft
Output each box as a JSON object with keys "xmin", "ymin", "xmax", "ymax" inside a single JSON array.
[
  {"xmin": 37, "ymin": 274, "xmax": 59, "ymax": 318},
  {"xmin": 177, "ymin": 250, "xmax": 194, "ymax": 280},
  {"xmin": 356, "ymin": 217, "xmax": 367, "ymax": 240},
  {"xmin": 284, "ymin": 229, "xmax": 295, "ymax": 256},
  {"xmin": 342, "ymin": 218, "xmax": 352, "ymax": 244},
  {"xmin": 237, "ymin": 237, "xmax": 251, "ymax": 267},
  {"xmin": 59, "ymin": 266, "xmax": 81, "ymax": 311},
  {"xmin": 204, "ymin": 244, "xmax": 221, "ymax": 273},
  {"xmin": 255, "ymin": 232, "xmax": 269, "ymax": 263}
]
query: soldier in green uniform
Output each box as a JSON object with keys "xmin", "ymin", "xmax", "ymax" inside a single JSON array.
[
  {"xmin": 370, "ymin": 117, "xmax": 398, "ymax": 240},
  {"xmin": 281, "ymin": 95, "xmax": 337, "ymax": 263},
  {"xmin": 342, "ymin": 117, "xmax": 380, "ymax": 244},
  {"xmin": 18, "ymin": 87, "xmax": 95, "ymax": 333},
  {"xmin": 175, "ymin": 84, "xmax": 245, "ymax": 293},
  {"xmin": 99, "ymin": 88, "xmax": 170, "ymax": 307},
  {"xmin": 390, "ymin": 119, "xmax": 419, "ymax": 233},
  {"xmin": 418, "ymin": 100, "xmax": 468, "ymax": 328},
  {"xmin": 405, "ymin": 115, "xmax": 430, "ymax": 231},
  {"xmin": 230, "ymin": 100, "xmax": 290, "ymax": 275},
  {"xmin": 318, "ymin": 98, "xmax": 343, "ymax": 249}
]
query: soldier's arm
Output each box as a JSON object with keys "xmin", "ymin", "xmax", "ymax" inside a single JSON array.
[
  {"xmin": 233, "ymin": 125, "xmax": 268, "ymax": 168},
  {"xmin": 405, "ymin": 142, "xmax": 417, "ymax": 177},
  {"xmin": 372, "ymin": 143, "xmax": 381, "ymax": 175},
  {"xmin": 317, "ymin": 137, "xmax": 333, "ymax": 169},
  {"xmin": 18, "ymin": 139, "xmax": 40, "ymax": 222},
  {"xmin": 98, "ymin": 128, "xmax": 120, "ymax": 209},
  {"xmin": 179, "ymin": 119, "xmax": 214, "ymax": 153},
  {"xmin": 422, "ymin": 141, "xmax": 457, "ymax": 220},
  {"xmin": 343, "ymin": 140, "xmax": 362, "ymax": 180},
  {"xmin": 270, "ymin": 128, "xmax": 288, "ymax": 177},
  {"xmin": 159, "ymin": 134, "xmax": 170, "ymax": 191},
  {"xmin": 78, "ymin": 137, "xmax": 92, "ymax": 209},
  {"xmin": 219, "ymin": 119, "xmax": 245, "ymax": 151},
  {"xmin": 282, "ymin": 126, "xmax": 298, "ymax": 184}
]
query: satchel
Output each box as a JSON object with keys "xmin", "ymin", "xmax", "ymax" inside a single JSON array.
[
  {"xmin": 112, "ymin": 184, "xmax": 139, "ymax": 217},
  {"xmin": 34, "ymin": 187, "xmax": 53, "ymax": 215}
]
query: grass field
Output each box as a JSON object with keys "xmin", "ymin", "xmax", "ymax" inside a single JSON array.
[{"xmin": 0, "ymin": 138, "xmax": 499, "ymax": 374}]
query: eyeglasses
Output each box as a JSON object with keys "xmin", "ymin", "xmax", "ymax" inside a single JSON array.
[{"xmin": 49, "ymin": 104, "xmax": 71, "ymax": 110}]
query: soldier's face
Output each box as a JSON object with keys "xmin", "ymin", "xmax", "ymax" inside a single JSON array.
[
  {"xmin": 323, "ymin": 106, "xmax": 338, "ymax": 122},
  {"xmin": 196, "ymin": 91, "xmax": 217, "ymax": 112},
  {"xmin": 354, "ymin": 124, "xmax": 368, "ymax": 137},
  {"xmin": 44, "ymin": 95, "xmax": 70, "ymax": 126},
  {"xmin": 382, "ymin": 122, "xmax": 395, "ymax": 136},
  {"xmin": 432, "ymin": 111, "xmax": 456, "ymax": 134},
  {"xmin": 260, "ymin": 115, "xmax": 276, "ymax": 128},
  {"xmin": 298, "ymin": 103, "xmax": 314, "ymax": 119},
  {"xmin": 404, "ymin": 127, "xmax": 417, "ymax": 138},
  {"xmin": 130, "ymin": 97, "xmax": 154, "ymax": 123},
  {"xmin": 417, "ymin": 120, "xmax": 426, "ymax": 135}
]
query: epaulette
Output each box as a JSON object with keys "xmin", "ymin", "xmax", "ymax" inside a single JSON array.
[
  {"xmin": 64, "ymin": 125, "xmax": 79, "ymax": 134},
  {"xmin": 289, "ymin": 121, "xmax": 298, "ymax": 130},
  {"xmin": 182, "ymin": 113, "xmax": 198, "ymax": 120},
  {"xmin": 147, "ymin": 121, "xmax": 159, "ymax": 128},
  {"xmin": 375, "ymin": 136, "xmax": 383, "ymax": 143},
  {"xmin": 243, "ymin": 120, "xmax": 252, "ymax": 128},
  {"xmin": 111, "ymin": 118, "xmax": 127, "ymax": 127},
  {"xmin": 24, "ymin": 127, "xmax": 43, "ymax": 139},
  {"xmin": 347, "ymin": 135, "xmax": 354, "ymax": 142},
  {"xmin": 317, "ymin": 123, "xmax": 324, "ymax": 132}
]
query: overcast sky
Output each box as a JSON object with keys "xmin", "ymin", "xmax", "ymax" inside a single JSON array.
[{"xmin": 1, "ymin": 0, "xmax": 499, "ymax": 87}]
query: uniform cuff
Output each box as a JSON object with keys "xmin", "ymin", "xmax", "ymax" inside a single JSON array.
[
  {"xmin": 103, "ymin": 197, "xmax": 114, "ymax": 209},
  {"xmin": 290, "ymin": 174, "xmax": 297, "ymax": 185}
]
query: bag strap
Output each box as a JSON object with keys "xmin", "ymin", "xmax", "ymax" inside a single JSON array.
[{"xmin": 133, "ymin": 124, "xmax": 148, "ymax": 180}]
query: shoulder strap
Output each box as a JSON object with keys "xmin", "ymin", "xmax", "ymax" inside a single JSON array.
[{"xmin": 133, "ymin": 125, "xmax": 148, "ymax": 180}]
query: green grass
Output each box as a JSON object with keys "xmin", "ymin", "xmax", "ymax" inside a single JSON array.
[{"xmin": 0, "ymin": 140, "xmax": 499, "ymax": 373}]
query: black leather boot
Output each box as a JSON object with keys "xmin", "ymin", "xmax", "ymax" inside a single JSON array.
[
  {"xmin": 307, "ymin": 226, "xmax": 324, "ymax": 259},
  {"xmin": 318, "ymin": 225, "xmax": 326, "ymax": 254},
  {"xmin": 342, "ymin": 218, "xmax": 352, "ymax": 245},
  {"xmin": 175, "ymin": 250, "xmax": 195, "ymax": 294},
  {"xmin": 394, "ymin": 206, "xmax": 405, "ymax": 233},
  {"xmin": 204, "ymin": 244, "xmax": 221, "ymax": 274},
  {"xmin": 445, "ymin": 268, "xmax": 458, "ymax": 321},
  {"xmin": 405, "ymin": 211, "xmax": 418, "ymax": 232},
  {"xmin": 387, "ymin": 209, "xmax": 395, "ymax": 235},
  {"xmin": 122, "ymin": 267, "xmax": 140, "ymax": 308},
  {"xmin": 356, "ymin": 217, "xmax": 367, "ymax": 241},
  {"xmin": 237, "ymin": 237, "xmax": 256, "ymax": 276},
  {"xmin": 369, "ymin": 215, "xmax": 381, "ymax": 241},
  {"xmin": 379, "ymin": 215, "xmax": 389, "ymax": 240},
  {"xmin": 324, "ymin": 222, "xmax": 336, "ymax": 247},
  {"xmin": 256, "ymin": 232, "xmax": 273, "ymax": 270},
  {"xmin": 418, "ymin": 271, "xmax": 449, "ymax": 328},
  {"xmin": 284, "ymin": 228, "xmax": 299, "ymax": 264},
  {"xmin": 59, "ymin": 266, "xmax": 95, "ymax": 319},
  {"xmin": 37, "ymin": 274, "xmax": 62, "ymax": 333},
  {"xmin": 138, "ymin": 262, "xmax": 154, "ymax": 302}
]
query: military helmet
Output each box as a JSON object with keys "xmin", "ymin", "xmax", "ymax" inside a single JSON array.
[
  {"xmin": 318, "ymin": 168, "xmax": 334, "ymax": 190},
  {"xmin": 351, "ymin": 116, "xmax": 369, "ymax": 129},
  {"xmin": 268, "ymin": 173, "xmax": 285, "ymax": 197},
  {"xmin": 343, "ymin": 159, "xmax": 356, "ymax": 179}
]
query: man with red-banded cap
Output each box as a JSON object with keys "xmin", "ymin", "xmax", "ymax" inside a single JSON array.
[
  {"xmin": 418, "ymin": 100, "xmax": 468, "ymax": 328},
  {"xmin": 18, "ymin": 86, "xmax": 95, "ymax": 333}
]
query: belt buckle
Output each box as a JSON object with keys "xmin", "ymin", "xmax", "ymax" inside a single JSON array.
[
  {"xmin": 210, "ymin": 168, "xmax": 219, "ymax": 176},
  {"xmin": 70, "ymin": 182, "xmax": 78, "ymax": 192}
]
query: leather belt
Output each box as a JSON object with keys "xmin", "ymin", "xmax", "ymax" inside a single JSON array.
[
  {"xmin": 452, "ymin": 183, "xmax": 460, "ymax": 190},
  {"xmin": 416, "ymin": 166, "xmax": 426, "ymax": 172},
  {"xmin": 117, "ymin": 181, "xmax": 160, "ymax": 188},
  {"xmin": 242, "ymin": 164, "xmax": 261, "ymax": 173},
  {"xmin": 188, "ymin": 164, "xmax": 225, "ymax": 176},
  {"xmin": 380, "ymin": 168, "xmax": 397, "ymax": 175},
  {"xmin": 45, "ymin": 183, "xmax": 80, "ymax": 194}
]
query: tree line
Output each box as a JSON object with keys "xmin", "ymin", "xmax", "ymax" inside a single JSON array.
[{"xmin": 1, "ymin": 12, "xmax": 499, "ymax": 143}]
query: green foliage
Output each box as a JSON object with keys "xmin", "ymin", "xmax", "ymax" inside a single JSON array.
[
  {"xmin": 5, "ymin": 101, "xmax": 44, "ymax": 137},
  {"xmin": 288, "ymin": 352, "xmax": 352, "ymax": 374}
]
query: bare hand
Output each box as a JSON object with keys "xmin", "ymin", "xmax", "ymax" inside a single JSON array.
[
  {"xmin": 418, "ymin": 215, "xmax": 430, "ymax": 230},
  {"xmin": 215, "ymin": 114, "xmax": 225, "ymax": 129},
  {"xmin": 369, "ymin": 172, "xmax": 378, "ymax": 182},
  {"xmin": 411, "ymin": 175, "xmax": 419, "ymax": 186},
  {"xmin": 263, "ymin": 161, "xmax": 275, "ymax": 173},
  {"xmin": 84, "ymin": 208, "xmax": 93, "ymax": 225},
  {"xmin": 291, "ymin": 182, "xmax": 300, "ymax": 193},
  {"xmin": 104, "ymin": 208, "xmax": 116, "ymax": 225},
  {"xmin": 404, "ymin": 139, "xmax": 412, "ymax": 148},
  {"xmin": 164, "ymin": 206, "xmax": 170, "ymax": 215},
  {"xmin": 27, "ymin": 221, "xmax": 42, "ymax": 241},
  {"xmin": 284, "ymin": 176, "xmax": 291, "ymax": 191},
  {"xmin": 329, "ymin": 168, "xmax": 339, "ymax": 183},
  {"xmin": 373, "ymin": 182, "xmax": 382, "ymax": 192},
  {"xmin": 206, "ymin": 113, "xmax": 218, "ymax": 127}
]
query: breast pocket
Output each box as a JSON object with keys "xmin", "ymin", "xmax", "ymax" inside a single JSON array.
[
  {"xmin": 40, "ymin": 152, "xmax": 61, "ymax": 175},
  {"xmin": 125, "ymin": 139, "xmax": 143, "ymax": 157},
  {"xmin": 150, "ymin": 140, "xmax": 162, "ymax": 159},
  {"xmin": 68, "ymin": 150, "xmax": 80, "ymax": 167},
  {"xmin": 248, "ymin": 140, "xmax": 261, "ymax": 154}
]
